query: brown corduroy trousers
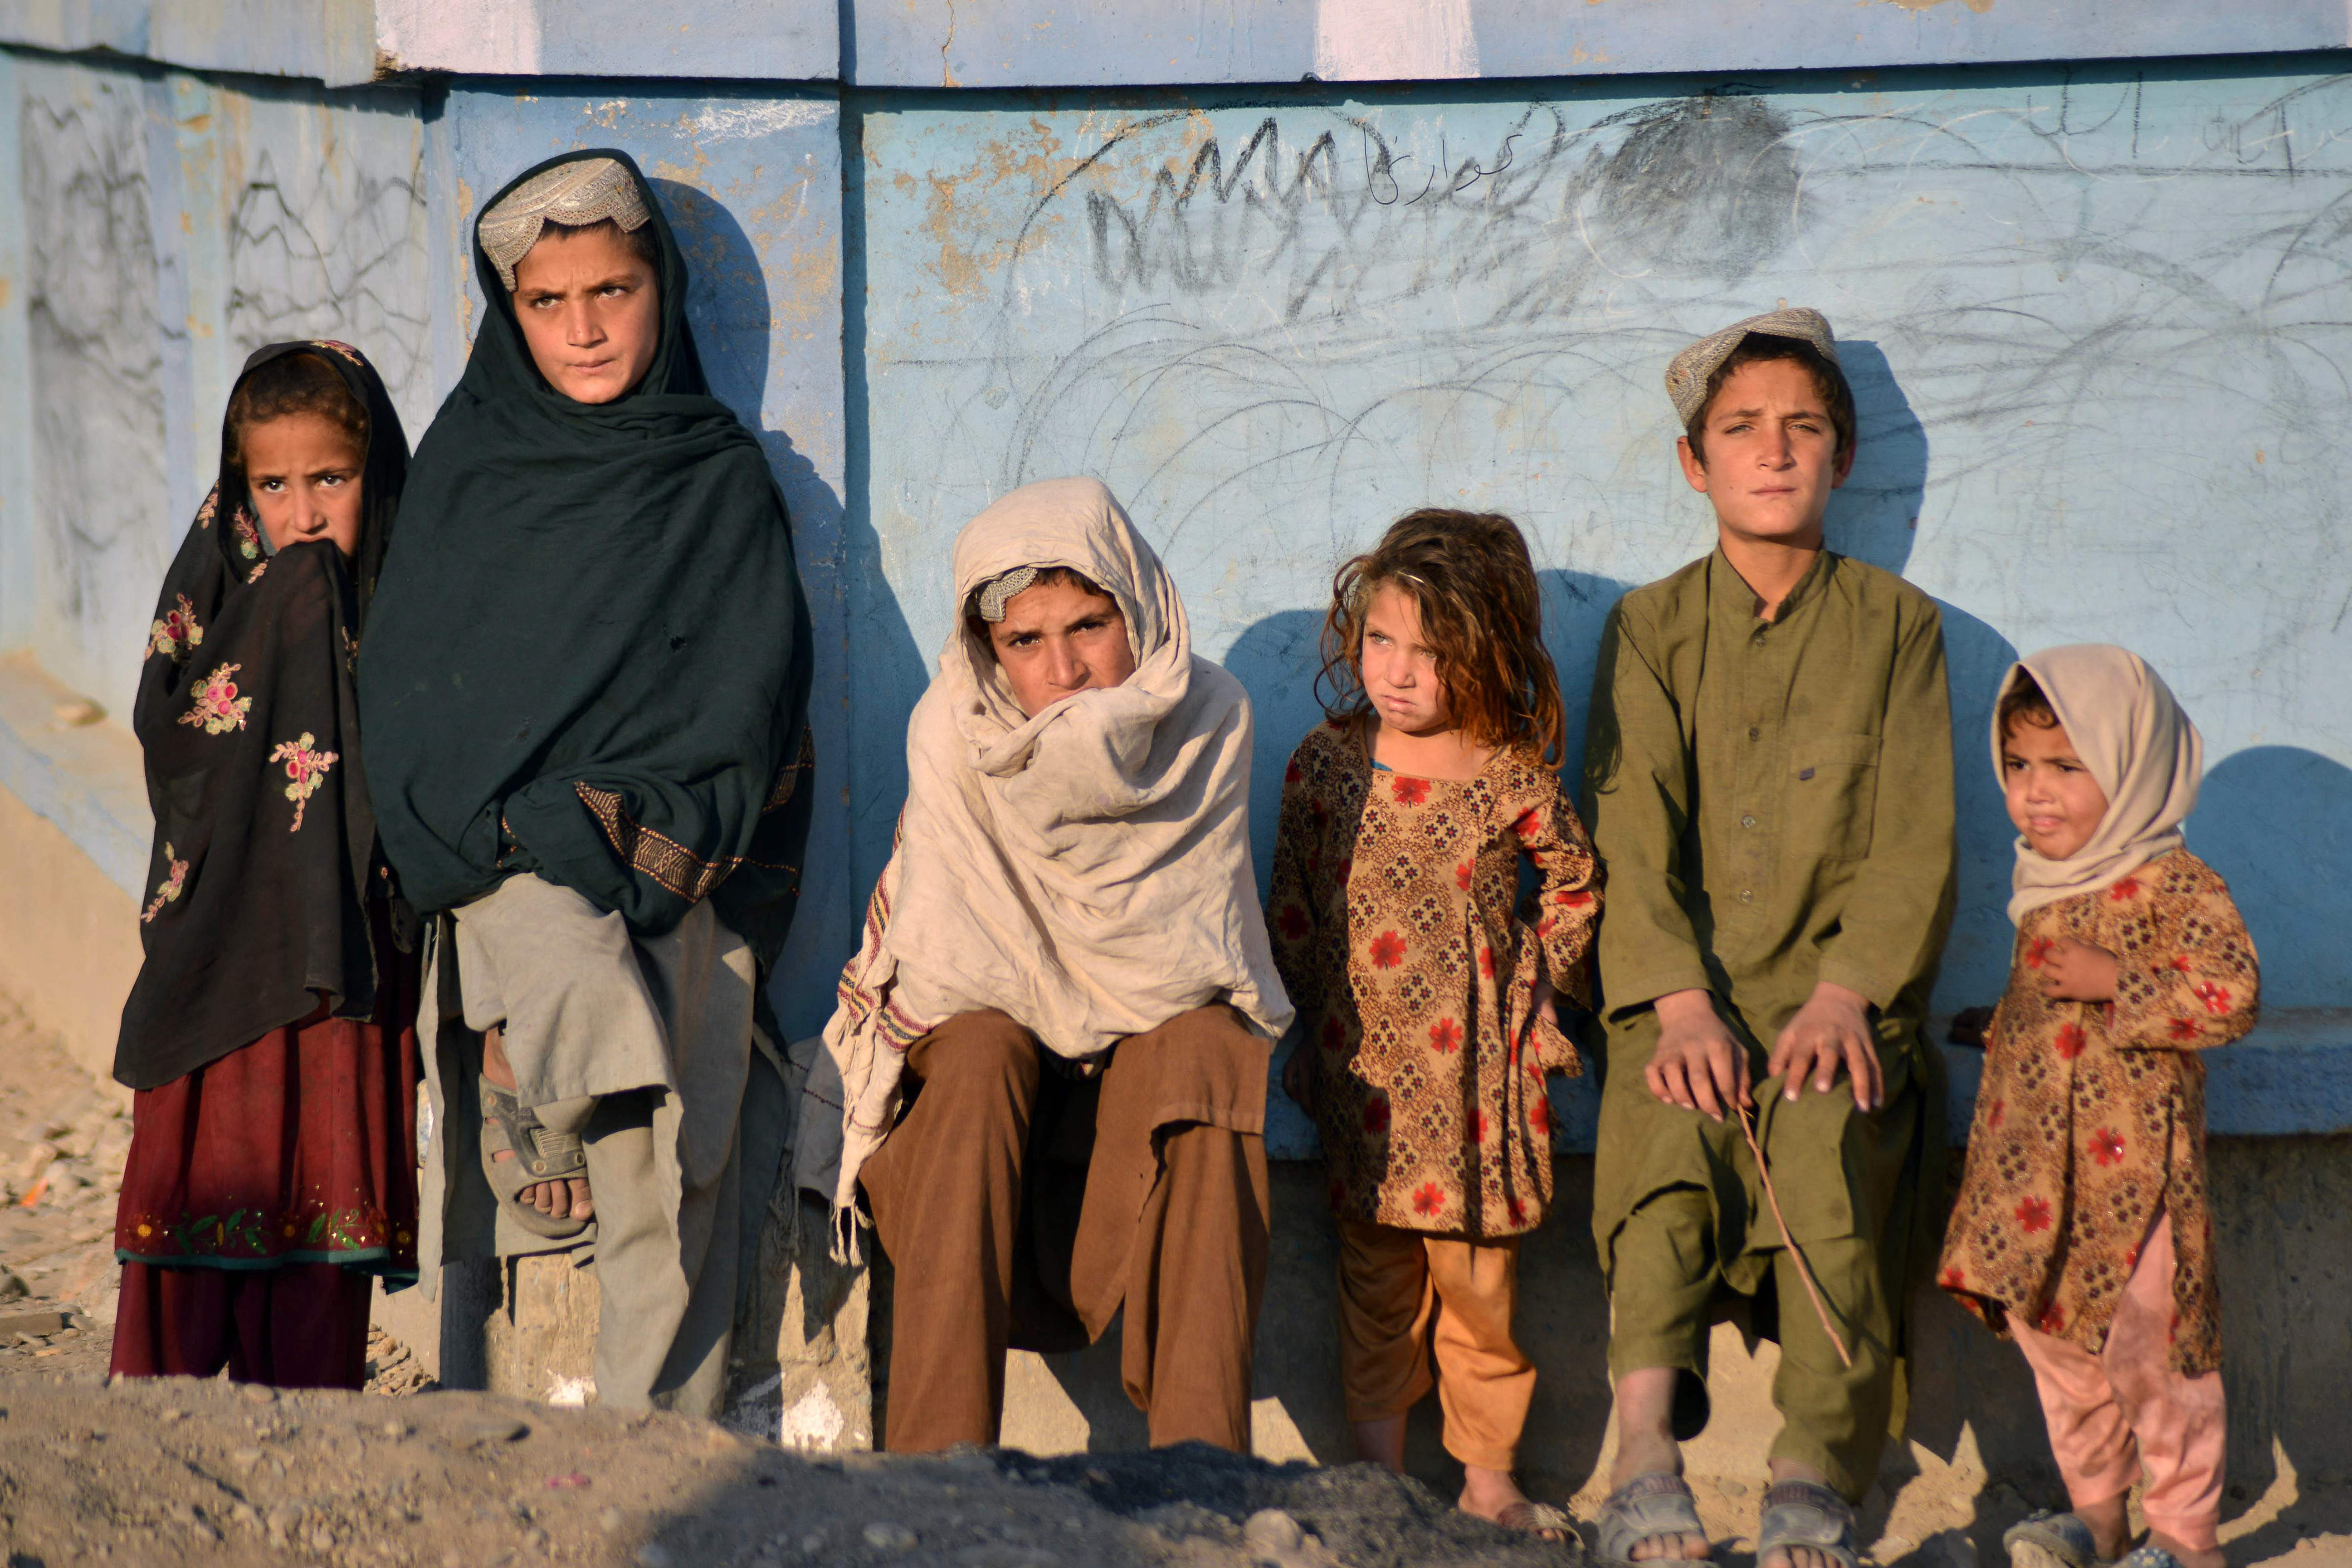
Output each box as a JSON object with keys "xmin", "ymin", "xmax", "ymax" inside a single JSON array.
[{"xmin": 859, "ymin": 1006, "xmax": 1272, "ymax": 1453}]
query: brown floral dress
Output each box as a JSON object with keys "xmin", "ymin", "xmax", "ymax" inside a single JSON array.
[
  {"xmin": 1938, "ymin": 850, "xmax": 2257, "ymax": 1373},
  {"xmin": 1266, "ymin": 718, "xmax": 1601, "ymax": 1238}
]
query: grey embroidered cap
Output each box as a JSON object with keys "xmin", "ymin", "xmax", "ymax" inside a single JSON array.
[
  {"xmin": 478, "ymin": 157, "xmax": 654, "ymax": 292},
  {"xmin": 974, "ymin": 566, "xmax": 1042, "ymax": 622},
  {"xmin": 1665, "ymin": 306, "xmax": 1838, "ymax": 425}
]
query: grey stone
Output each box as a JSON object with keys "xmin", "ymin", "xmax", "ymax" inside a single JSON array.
[
  {"xmin": 863, "ymin": 1520, "xmax": 919, "ymax": 1551},
  {"xmin": 1243, "ymin": 1509, "xmax": 1305, "ymax": 1555}
]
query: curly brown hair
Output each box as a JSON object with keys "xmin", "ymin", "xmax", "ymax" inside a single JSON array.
[
  {"xmin": 1317, "ymin": 509, "xmax": 1565, "ymax": 766},
  {"xmin": 1998, "ymin": 668, "xmax": 2061, "ymax": 741}
]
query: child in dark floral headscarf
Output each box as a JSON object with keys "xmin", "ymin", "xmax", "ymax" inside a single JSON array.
[{"xmin": 111, "ymin": 341, "xmax": 419, "ymax": 1389}]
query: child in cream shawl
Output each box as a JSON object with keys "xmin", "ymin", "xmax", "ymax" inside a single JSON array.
[
  {"xmin": 1941, "ymin": 645, "xmax": 2256, "ymax": 1568},
  {"xmin": 809, "ymin": 477, "xmax": 1292, "ymax": 1245}
]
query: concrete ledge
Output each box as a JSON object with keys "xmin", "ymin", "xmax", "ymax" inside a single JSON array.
[
  {"xmin": 0, "ymin": 655, "xmax": 147, "ymax": 1086},
  {"xmin": 0, "ymin": 653, "xmax": 151, "ymax": 899}
]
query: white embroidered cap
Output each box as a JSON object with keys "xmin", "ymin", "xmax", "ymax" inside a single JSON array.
[
  {"xmin": 1665, "ymin": 306, "xmax": 1839, "ymax": 425},
  {"xmin": 478, "ymin": 158, "xmax": 654, "ymax": 292},
  {"xmin": 973, "ymin": 566, "xmax": 1042, "ymax": 622}
]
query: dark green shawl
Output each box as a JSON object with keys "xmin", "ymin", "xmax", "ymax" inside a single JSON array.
[{"xmin": 360, "ymin": 150, "xmax": 812, "ymax": 953}]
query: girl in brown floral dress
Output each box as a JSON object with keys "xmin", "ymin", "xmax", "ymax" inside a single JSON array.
[
  {"xmin": 1267, "ymin": 510, "xmax": 1600, "ymax": 1539},
  {"xmin": 1939, "ymin": 646, "xmax": 2256, "ymax": 1568}
]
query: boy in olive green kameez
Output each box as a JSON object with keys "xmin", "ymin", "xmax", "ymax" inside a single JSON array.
[{"xmin": 1582, "ymin": 309, "xmax": 1956, "ymax": 1568}]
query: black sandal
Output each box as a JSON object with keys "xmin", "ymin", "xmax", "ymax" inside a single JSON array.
[
  {"xmin": 1755, "ymin": 1479, "xmax": 1859, "ymax": 1568},
  {"xmin": 1593, "ymin": 1474, "xmax": 1709, "ymax": 1565},
  {"xmin": 478, "ymin": 1075, "xmax": 589, "ymax": 1240}
]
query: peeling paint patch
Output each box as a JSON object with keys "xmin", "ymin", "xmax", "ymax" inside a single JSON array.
[{"xmin": 687, "ymin": 102, "xmax": 833, "ymax": 142}]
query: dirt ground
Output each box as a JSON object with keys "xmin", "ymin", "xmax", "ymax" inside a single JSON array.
[{"xmin": 0, "ymin": 992, "xmax": 2347, "ymax": 1568}]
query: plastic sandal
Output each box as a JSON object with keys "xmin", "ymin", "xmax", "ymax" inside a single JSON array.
[
  {"xmin": 2005, "ymin": 1511, "xmax": 2108, "ymax": 1568},
  {"xmin": 1492, "ymin": 1498, "xmax": 1581, "ymax": 1549},
  {"xmin": 1755, "ymin": 1478, "xmax": 1859, "ymax": 1568},
  {"xmin": 1593, "ymin": 1473, "xmax": 1709, "ymax": 1566},
  {"xmin": 478, "ymin": 1075, "xmax": 590, "ymax": 1240}
]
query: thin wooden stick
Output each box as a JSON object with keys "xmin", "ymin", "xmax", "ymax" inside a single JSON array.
[{"xmin": 1737, "ymin": 1103, "xmax": 1854, "ymax": 1370}]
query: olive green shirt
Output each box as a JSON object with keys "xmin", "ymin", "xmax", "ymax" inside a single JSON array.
[{"xmin": 1582, "ymin": 548, "xmax": 1956, "ymax": 1050}]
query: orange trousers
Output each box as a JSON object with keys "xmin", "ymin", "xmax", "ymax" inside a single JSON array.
[
  {"xmin": 2009, "ymin": 1213, "xmax": 2225, "ymax": 1553},
  {"xmin": 1337, "ymin": 1220, "xmax": 1534, "ymax": 1471}
]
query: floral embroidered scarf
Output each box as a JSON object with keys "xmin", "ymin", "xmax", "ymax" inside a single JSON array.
[
  {"xmin": 359, "ymin": 149, "xmax": 813, "ymax": 952},
  {"xmin": 115, "ymin": 341, "xmax": 409, "ymax": 1090}
]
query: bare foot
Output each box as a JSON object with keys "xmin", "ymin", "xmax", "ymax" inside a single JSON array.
[
  {"xmin": 482, "ymin": 1026, "xmax": 592, "ymax": 1221},
  {"xmin": 1611, "ymin": 1369, "xmax": 1711, "ymax": 1561},
  {"xmin": 1458, "ymin": 1465, "xmax": 1571, "ymax": 1540}
]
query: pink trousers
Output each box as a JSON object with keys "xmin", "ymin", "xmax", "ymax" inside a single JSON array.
[{"xmin": 2009, "ymin": 1212, "xmax": 2226, "ymax": 1553}]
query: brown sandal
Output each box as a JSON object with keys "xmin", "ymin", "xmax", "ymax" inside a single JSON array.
[{"xmin": 1493, "ymin": 1499, "xmax": 1581, "ymax": 1548}]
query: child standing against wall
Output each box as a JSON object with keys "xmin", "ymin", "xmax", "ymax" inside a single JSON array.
[
  {"xmin": 111, "ymin": 342, "xmax": 419, "ymax": 1387},
  {"xmin": 1266, "ymin": 509, "xmax": 1601, "ymax": 1541},
  {"xmin": 1941, "ymin": 647, "xmax": 2256, "ymax": 1568}
]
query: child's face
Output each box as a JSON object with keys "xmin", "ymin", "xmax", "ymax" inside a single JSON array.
[
  {"xmin": 242, "ymin": 412, "xmax": 366, "ymax": 559},
  {"xmin": 986, "ymin": 577, "xmax": 1136, "ymax": 718},
  {"xmin": 1360, "ymin": 582, "xmax": 1452, "ymax": 736},
  {"xmin": 2002, "ymin": 716, "xmax": 2111, "ymax": 860},
  {"xmin": 512, "ymin": 225, "xmax": 660, "ymax": 405},
  {"xmin": 1675, "ymin": 357, "xmax": 1853, "ymax": 549}
]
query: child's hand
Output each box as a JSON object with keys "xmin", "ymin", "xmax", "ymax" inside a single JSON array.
[
  {"xmin": 1647, "ymin": 989, "xmax": 1752, "ymax": 1122},
  {"xmin": 1768, "ymin": 981, "xmax": 1883, "ymax": 1111},
  {"xmin": 1281, "ymin": 1044, "xmax": 1317, "ymax": 1119},
  {"xmin": 1532, "ymin": 977, "xmax": 1561, "ymax": 1034},
  {"xmin": 2039, "ymin": 938, "xmax": 2119, "ymax": 1003}
]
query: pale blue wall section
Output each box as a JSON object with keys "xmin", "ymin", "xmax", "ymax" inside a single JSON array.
[
  {"xmin": 0, "ymin": 0, "xmax": 831, "ymax": 86},
  {"xmin": 0, "ymin": 0, "xmax": 375, "ymax": 85},
  {"xmin": 439, "ymin": 83, "xmax": 854, "ymax": 1030},
  {"xmin": 847, "ymin": 0, "xmax": 2352, "ymax": 88},
  {"xmin": 851, "ymin": 60, "xmax": 2352, "ymax": 1014},
  {"xmin": 1, "ymin": 53, "xmax": 429, "ymax": 724},
  {"xmin": 376, "ymin": 1, "xmax": 835, "ymax": 83}
]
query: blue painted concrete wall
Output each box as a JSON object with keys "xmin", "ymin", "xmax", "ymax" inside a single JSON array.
[{"xmin": 3, "ymin": 36, "xmax": 2351, "ymax": 1057}]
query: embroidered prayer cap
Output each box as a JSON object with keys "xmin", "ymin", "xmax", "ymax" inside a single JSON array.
[
  {"xmin": 1665, "ymin": 306, "xmax": 1839, "ymax": 425},
  {"xmin": 478, "ymin": 156, "xmax": 653, "ymax": 291},
  {"xmin": 975, "ymin": 567, "xmax": 1042, "ymax": 622}
]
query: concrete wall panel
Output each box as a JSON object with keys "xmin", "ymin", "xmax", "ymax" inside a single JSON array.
[
  {"xmin": 852, "ymin": 62, "xmax": 2352, "ymax": 1011},
  {"xmin": 845, "ymin": 0, "xmax": 2352, "ymax": 89}
]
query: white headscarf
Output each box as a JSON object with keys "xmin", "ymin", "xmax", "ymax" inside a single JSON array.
[
  {"xmin": 813, "ymin": 476, "xmax": 1292, "ymax": 1225},
  {"xmin": 1997, "ymin": 644, "xmax": 2204, "ymax": 924}
]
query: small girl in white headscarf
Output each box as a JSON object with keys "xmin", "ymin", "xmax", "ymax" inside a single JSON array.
[{"xmin": 1938, "ymin": 645, "xmax": 2257, "ymax": 1568}]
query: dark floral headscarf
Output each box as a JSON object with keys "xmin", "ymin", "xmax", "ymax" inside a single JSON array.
[{"xmin": 113, "ymin": 341, "xmax": 409, "ymax": 1090}]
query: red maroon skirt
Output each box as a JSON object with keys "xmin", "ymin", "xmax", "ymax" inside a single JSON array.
[{"xmin": 111, "ymin": 917, "xmax": 420, "ymax": 1386}]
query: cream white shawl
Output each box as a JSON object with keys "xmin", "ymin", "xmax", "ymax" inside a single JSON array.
[
  {"xmin": 1997, "ymin": 644, "xmax": 2204, "ymax": 923},
  {"xmin": 812, "ymin": 477, "xmax": 1292, "ymax": 1230}
]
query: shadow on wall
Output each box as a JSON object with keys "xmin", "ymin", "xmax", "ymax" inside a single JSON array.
[
  {"xmin": 649, "ymin": 179, "xmax": 924, "ymax": 1022},
  {"xmin": 2189, "ymin": 746, "xmax": 2352, "ymax": 1010}
]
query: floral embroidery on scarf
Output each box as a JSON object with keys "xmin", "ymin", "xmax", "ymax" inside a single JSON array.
[
  {"xmin": 268, "ymin": 731, "xmax": 339, "ymax": 831},
  {"xmin": 246, "ymin": 558, "xmax": 269, "ymax": 584},
  {"xmin": 195, "ymin": 489, "xmax": 219, "ymax": 530},
  {"xmin": 178, "ymin": 664, "xmax": 252, "ymax": 735},
  {"xmin": 313, "ymin": 339, "xmax": 366, "ymax": 367},
  {"xmin": 231, "ymin": 506, "xmax": 263, "ymax": 562},
  {"xmin": 146, "ymin": 595, "xmax": 205, "ymax": 663},
  {"xmin": 141, "ymin": 845, "xmax": 190, "ymax": 923},
  {"xmin": 342, "ymin": 627, "xmax": 360, "ymax": 675}
]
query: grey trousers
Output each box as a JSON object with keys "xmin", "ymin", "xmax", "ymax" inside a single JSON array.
[{"xmin": 434, "ymin": 872, "xmax": 756, "ymax": 1415}]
